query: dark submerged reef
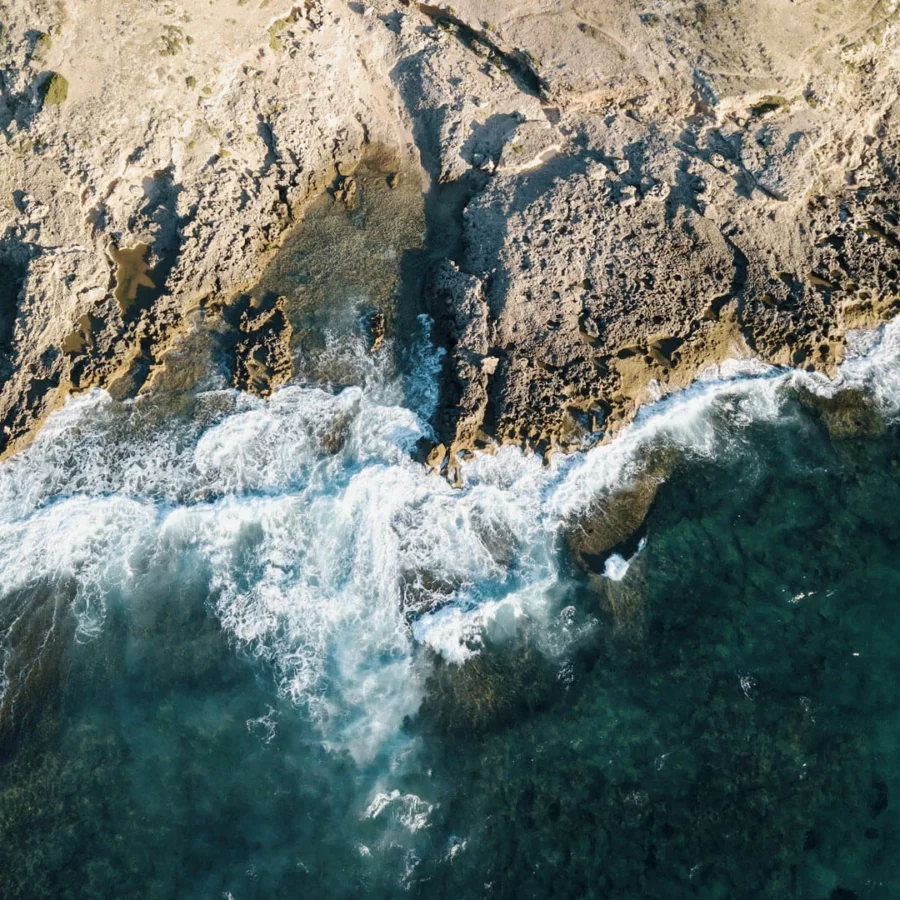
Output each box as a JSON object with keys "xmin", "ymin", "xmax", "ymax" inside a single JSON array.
[{"xmin": 410, "ymin": 405, "xmax": 900, "ymax": 899}]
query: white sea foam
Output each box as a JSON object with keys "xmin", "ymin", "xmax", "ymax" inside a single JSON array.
[
  {"xmin": 0, "ymin": 495, "xmax": 157, "ymax": 640},
  {"xmin": 446, "ymin": 836, "xmax": 468, "ymax": 861},
  {"xmin": 246, "ymin": 706, "xmax": 279, "ymax": 745},
  {"xmin": 603, "ymin": 537, "xmax": 647, "ymax": 582},
  {"xmin": 808, "ymin": 319, "xmax": 900, "ymax": 419},
  {"xmin": 411, "ymin": 593, "xmax": 532, "ymax": 665},
  {"xmin": 364, "ymin": 790, "xmax": 434, "ymax": 833},
  {"xmin": 0, "ymin": 317, "xmax": 898, "ymax": 758}
]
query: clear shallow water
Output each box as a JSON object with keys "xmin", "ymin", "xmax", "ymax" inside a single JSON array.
[{"xmin": 1, "ymin": 319, "xmax": 900, "ymax": 898}]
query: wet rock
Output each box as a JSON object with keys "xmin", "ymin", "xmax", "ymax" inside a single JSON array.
[
  {"xmin": 333, "ymin": 173, "xmax": 359, "ymax": 210},
  {"xmin": 566, "ymin": 475, "xmax": 660, "ymax": 565},
  {"xmin": 425, "ymin": 441, "xmax": 447, "ymax": 470},
  {"xmin": 232, "ymin": 295, "xmax": 293, "ymax": 397},
  {"xmin": 592, "ymin": 550, "xmax": 647, "ymax": 638},
  {"xmin": 419, "ymin": 639, "xmax": 555, "ymax": 733},
  {"xmin": 109, "ymin": 243, "xmax": 155, "ymax": 317},
  {"xmin": 367, "ymin": 311, "xmax": 386, "ymax": 353},
  {"xmin": 797, "ymin": 386, "xmax": 886, "ymax": 441}
]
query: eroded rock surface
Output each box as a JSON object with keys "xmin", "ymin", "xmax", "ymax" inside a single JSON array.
[
  {"xmin": 1, "ymin": 0, "xmax": 899, "ymax": 467},
  {"xmin": 232, "ymin": 294, "xmax": 293, "ymax": 396},
  {"xmin": 0, "ymin": 0, "xmax": 413, "ymax": 452},
  {"xmin": 393, "ymin": 0, "xmax": 900, "ymax": 462}
]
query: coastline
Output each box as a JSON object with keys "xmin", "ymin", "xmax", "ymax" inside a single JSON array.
[{"xmin": 1, "ymin": 0, "xmax": 899, "ymax": 468}]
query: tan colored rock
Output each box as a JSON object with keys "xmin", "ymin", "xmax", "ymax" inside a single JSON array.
[
  {"xmin": 398, "ymin": 0, "xmax": 900, "ymax": 465},
  {"xmin": 0, "ymin": 0, "xmax": 417, "ymax": 455},
  {"xmin": 0, "ymin": 0, "xmax": 899, "ymax": 473}
]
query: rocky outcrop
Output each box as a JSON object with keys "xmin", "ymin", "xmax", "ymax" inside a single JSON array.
[
  {"xmin": 388, "ymin": 0, "xmax": 900, "ymax": 463},
  {"xmin": 1, "ymin": 0, "xmax": 899, "ymax": 471},
  {"xmin": 232, "ymin": 294, "xmax": 293, "ymax": 396},
  {"xmin": 0, "ymin": 0, "xmax": 414, "ymax": 454}
]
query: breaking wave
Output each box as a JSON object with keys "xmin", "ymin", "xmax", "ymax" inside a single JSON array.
[{"xmin": 0, "ymin": 317, "xmax": 898, "ymax": 755}]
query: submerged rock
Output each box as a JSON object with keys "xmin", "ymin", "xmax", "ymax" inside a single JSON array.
[
  {"xmin": 565, "ymin": 444, "xmax": 677, "ymax": 570},
  {"xmin": 798, "ymin": 385, "xmax": 886, "ymax": 441},
  {"xmin": 0, "ymin": 583, "xmax": 75, "ymax": 759},
  {"xmin": 566, "ymin": 477, "xmax": 660, "ymax": 564},
  {"xmin": 419, "ymin": 639, "xmax": 555, "ymax": 733}
]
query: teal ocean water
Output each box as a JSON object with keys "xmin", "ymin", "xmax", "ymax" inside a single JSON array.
[
  {"xmin": 0, "ymin": 311, "xmax": 899, "ymax": 899},
  {"xmin": 3, "ymin": 167, "xmax": 900, "ymax": 898}
]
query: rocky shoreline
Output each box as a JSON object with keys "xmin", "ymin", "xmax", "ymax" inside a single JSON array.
[{"xmin": 1, "ymin": 0, "xmax": 899, "ymax": 467}]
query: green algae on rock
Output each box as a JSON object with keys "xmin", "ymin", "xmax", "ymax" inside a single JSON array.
[
  {"xmin": 797, "ymin": 384, "xmax": 887, "ymax": 441},
  {"xmin": 30, "ymin": 32, "xmax": 52, "ymax": 62},
  {"xmin": 39, "ymin": 71, "xmax": 68, "ymax": 106}
]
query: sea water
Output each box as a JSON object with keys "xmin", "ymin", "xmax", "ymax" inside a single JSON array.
[
  {"xmin": 0, "ymin": 312, "xmax": 899, "ymax": 898},
  {"xmin": 3, "ymin": 159, "xmax": 900, "ymax": 899}
]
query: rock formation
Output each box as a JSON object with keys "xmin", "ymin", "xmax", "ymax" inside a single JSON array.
[{"xmin": 1, "ymin": 0, "xmax": 899, "ymax": 468}]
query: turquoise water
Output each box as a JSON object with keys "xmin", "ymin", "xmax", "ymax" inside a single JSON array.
[{"xmin": 1, "ymin": 310, "xmax": 900, "ymax": 897}]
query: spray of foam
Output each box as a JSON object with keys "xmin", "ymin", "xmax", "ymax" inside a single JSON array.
[
  {"xmin": 364, "ymin": 790, "xmax": 434, "ymax": 833},
  {"xmin": 603, "ymin": 537, "xmax": 648, "ymax": 582},
  {"xmin": 0, "ymin": 317, "xmax": 897, "ymax": 759}
]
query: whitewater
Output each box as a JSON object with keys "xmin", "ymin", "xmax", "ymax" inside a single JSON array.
[{"xmin": 1, "ymin": 316, "xmax": 899, "ymax": 765}]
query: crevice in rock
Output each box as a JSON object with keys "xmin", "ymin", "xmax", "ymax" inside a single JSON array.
[
  {"xmin": 0, "ymin": 252, "xmax": 26, "ymax": 375},
  {"xmin": 397, "ymin": 170, "xmax": 488, "ymax": 453},
  {"xmin": 414, "ymin": 4, "xmax": 547, "ymax": 100},
  {"xmin": 865, "ymin": 218, "xmax": 900, "ymax": 250}
]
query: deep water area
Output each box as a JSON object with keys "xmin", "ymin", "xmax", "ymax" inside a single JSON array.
[{"xmin": 415, "ymin": 410, "xmax": 900, "ymax": 900}]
